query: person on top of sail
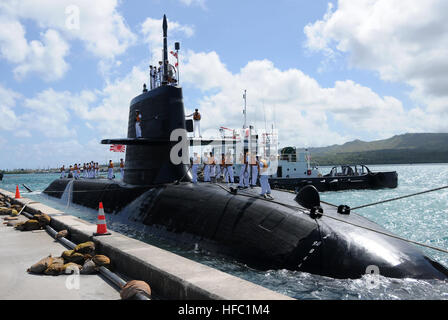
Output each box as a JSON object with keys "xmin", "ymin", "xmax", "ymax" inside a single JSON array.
[{"xmin": 166, "ymin": 59, "xmax": 177, "ymax": 85}]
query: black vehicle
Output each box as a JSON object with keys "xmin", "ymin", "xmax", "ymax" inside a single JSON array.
[{"xmin": 43, "ymin": 16, "xmax": 447, "ymax": 280}]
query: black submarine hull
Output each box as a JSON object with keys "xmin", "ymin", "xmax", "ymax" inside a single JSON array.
[{"xmin": 44, "ymin": 178, "xmax": 448, "ymax": 280}]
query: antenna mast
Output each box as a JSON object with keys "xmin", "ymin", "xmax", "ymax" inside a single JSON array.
[
  {"xmin": 243, "ymin": 90, "xmax": 247, "ymax": 129},
  {"xmin": 162, "ymin": 15, "xmax": 168, "ymax": 85}
]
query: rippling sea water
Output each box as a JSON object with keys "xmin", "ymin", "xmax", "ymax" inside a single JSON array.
[{"xmin": 1, "ymin": 163, "xmax": 448, "ymax": 300}]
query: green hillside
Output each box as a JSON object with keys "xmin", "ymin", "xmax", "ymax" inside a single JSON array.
[{"xmin": 298, "ymin": 133, "xmax": 448, "ymax": 165}]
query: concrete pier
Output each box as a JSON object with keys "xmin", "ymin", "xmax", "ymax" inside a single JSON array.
[
  {"xmin": 0, "ymin": 215, "xmax": 120, "ymax": 300},
  {"xmin": 0, "ymin": 188, "xmax": 293, "ymax": 300}
]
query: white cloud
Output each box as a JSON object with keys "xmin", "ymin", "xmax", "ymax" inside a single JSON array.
[
  {"xmin": 0, "ymin": 85, "xmax": 21, "ymax": 131},
  {"xmin": 0, "ymin": 0, "xmax": 137, "ymax": 59},
  {"xmin": 304, "ymin": 0, "xmax": 448, "ymax": 111},
  {"xmin": 0, "ymin": 16, "xmax": 28, "ymax": 63},
  {"xmin": 13, "ymin": 29, "xmax": 70, "ymax": 81},
  {"xmin": 77, "ymin": 66, "xmax": 148, "ymax": 138},
  {"xmin": 0, "ymin": 15, "xmax": 69, "ymax": 81},
  {"xmin": 0, "ymin": 0, "xmax": 137, "ymax": 81},
  {"xmin": 180, "ymin": 52, "xmax": 422, "ymax": 147},
  {"xmin": 178, "ymin": 0, "xmax": 206, "ymax": 8}
]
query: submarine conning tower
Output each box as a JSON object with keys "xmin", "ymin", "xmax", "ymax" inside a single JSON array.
[{"xmin": 102, "ymin": 15, "xmax": 189, "ymax": 185}]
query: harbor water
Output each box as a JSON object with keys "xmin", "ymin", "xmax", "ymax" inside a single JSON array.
[{"xmin": 2, "ymin": 163, "xmax": 448, "ymax": 299}]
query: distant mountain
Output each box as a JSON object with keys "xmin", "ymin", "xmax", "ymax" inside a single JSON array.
[{"xmin": 301, "ymin": 133, "xmax": 448, "ymax": 165}]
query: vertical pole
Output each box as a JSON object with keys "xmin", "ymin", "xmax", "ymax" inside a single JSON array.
[
  {"xmin": 243, "ymin": 90, "xmax": 247, "ymax": 129},
  {"xmin": 162, "ymin": 15, "xmax": 168, "ymax": 85},
  {"xmin": 177, "ymin": 49, "xmax": 180, "ymax": 84}
]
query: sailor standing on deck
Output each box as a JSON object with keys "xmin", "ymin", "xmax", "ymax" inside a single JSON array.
[
  {"xmin": 108, "ymin": 160, "xmax": 114, "ymax": 180},
  {"xmin": 186, "ymin": 109, "xmax": 202, "ymax": 138},
  {"xmin": 135, "ymin": 110, "xmax": 142, "ymax": 138},
  {"xmin": 259, "ymin": 157, "xmax": 272, "ymax": 197},
  {"xmin": 192, "ymin": 152, "xmax": 200, "ymax": 184},
  {"xmin": 73, "ymin": 164, "xmax": 79, "ymax": 179},
  {"xmin": 209, "ymin": 152, "xmax": 216, "ymax": 182},
  {"xmin": 120, "ymin": 159, "xmax": 125, "ymax": 180},
  {"xmin": 241, "ymin": 152, "xmax": 251, "ymax": 188},
  {"xmin": 90, "ymin": 162, "xmax": 93, "ymax": 178},
  {"xmin": 250, "ymin": 154, "xmax": 259, "ymax": 188},
  {"xmin": 238, "ymin": 152, "xmax": 248, "ymax": 188},
  {"xmin": 203, "ymin": 152, "xmax": 210, "ymax": 182},
  {"xmin": 60, "ymin": 165, "xmax": 66, "ymax": 179},
  {"xmin": 225, "ymin": 152, "xmax": 234, "ymax": 184},
  {"xmin": 218, "ymin": 153, "xmax": 225, "ymax": 180},
  {"xmin": 95, "ymin": 162, "xmax": 99, "ymax": 178}
]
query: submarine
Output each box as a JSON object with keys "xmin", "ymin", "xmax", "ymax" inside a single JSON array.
[{"xmin": 44, "ymin": 16, "xmax": 448, "ymax": 280}]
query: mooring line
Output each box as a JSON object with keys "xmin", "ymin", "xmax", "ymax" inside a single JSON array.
[{"xmin": 351, "ymin": 185, "xmax": 448, "ymax": 210}]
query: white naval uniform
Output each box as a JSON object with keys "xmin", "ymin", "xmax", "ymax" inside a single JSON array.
[
  {"xmin": 60, "ymin": 170, "xmax": 66, "ymax": 179},
  {"xmin": 150, "ymin": 68, "xmax": 155, "ymax": 89},
  {"xmin": 226, "ymin": 165, "xmax": 234, "ymax": 184},
  {"xmin": 216, "ymin": 163, "xmax": 221, "ymax": 179},
  {"xmin": 251, "ymin": 163, "xmax": 258, "ymax": 187},
  {"xmin": 209, "ymin": 159, "xmax": 216, "ymax": 181},
  {"xmin": 186, "ymin": 112, "xmax": 201, "ymax": 138},
  {"xmin": 120, "ymin": 167, "xmax": 124, "ymax": 180},
  {"xmin": 203, "ymin": 156, "xmax": 210, "ymax": 182},
  {"xmin": 259, "ymin": 161, "xmax": 271, "ymax": 195},
  {"xmin": 136, "ymin": 122, "xmax": 142, "ymax": 138},
  {"xmin": 107, "ymin": 166, "xmax": 114, "ymax": 180},
  {"xmin": 192, "ymin": 156, "xmax": 200, "ymax": 183},
  {"xmin": 239, "ymin": 164, "xmax": 249, "ymax": 187},
  {"xmin": 193, "ymin": 120, "xmax": 201, "ymax": 137}
]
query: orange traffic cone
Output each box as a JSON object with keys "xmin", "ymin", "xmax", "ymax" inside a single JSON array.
[
  {"xmin": 15, "ymin": 185, "xmax": 21, "ymax": 199},
  {"xmin": 94, "ymin": 202, "xmax": 111, "ymax": 236}
]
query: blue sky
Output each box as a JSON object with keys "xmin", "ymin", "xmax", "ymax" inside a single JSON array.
[{"xmin": 1, "ymin": 0, "xmax": 447, "ymax": 170}]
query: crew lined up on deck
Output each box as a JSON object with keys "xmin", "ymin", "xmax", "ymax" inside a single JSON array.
[
  {"xmin": 149, "ymin": 60, "xmax": 177, "ymax": 89},
  {"xmin": 59, "ymin": 159, "xmax": 125, "ymax": 181},
  {"xmin": 192, "ymin": 151, "xmax": 273, "ymax": 198}
]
